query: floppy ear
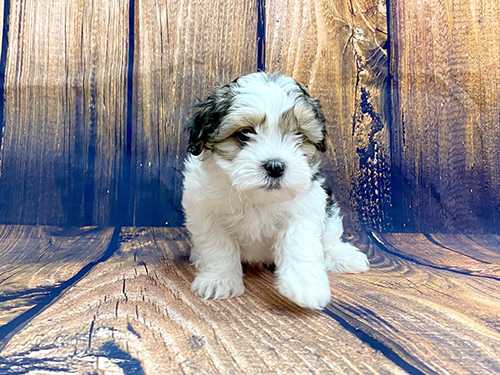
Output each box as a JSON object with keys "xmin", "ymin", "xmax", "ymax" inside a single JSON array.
[
  {"xmin": 296, "ymin": 82, "xmax": 327, "ymax": 153},
  {"xmin": 187, "ymin": 84, "xmax": 234, "ymax": 156}
]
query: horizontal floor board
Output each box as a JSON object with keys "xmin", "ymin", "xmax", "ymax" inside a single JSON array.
[
  {"xmin": 0, "ymin": 226, "xmax": 115, "ymax": 328},
  {"xmin": 373, "ymin": 232, "xmax": 500, "ymax": 279},
  {"xmin": 329, "ymin": 233, "xmax": 500, "ymax": 374},
  {"xmin": 0, "ymin": 226, "xmax": 498, "ymax": 374}
]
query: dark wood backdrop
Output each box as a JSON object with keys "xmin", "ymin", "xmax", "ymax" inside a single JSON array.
[
  {"xmin": 389, "ymin": 0, "xmax": 500, "ymax": 232},
  {"xmin": 0, "ymin": 0, "xmax": 498, "ymax": 233}
]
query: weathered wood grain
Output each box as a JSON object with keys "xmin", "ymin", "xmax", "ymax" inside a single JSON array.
[
  {"xmin": 389, "ymin": 0, "xmax": 500, "ymax": 232},
  {"xmin": 0, "ymin": 227, "xmax": 404, "ymax": 374},
  {"xmin": 0, "ymin": 0, "xmax": 129, "ymax": 226},
  {"xmin": 0, "ymin": 0, "xmax": 8, "ymax": 176},
  {"xmin": 266, "ymin": 0, "xmax": 391, "ymax": 231},
  {"xmin": 328, "ymin": 232, "xmax": 500, "ymax": 374},
  {"xmin": 0, "ymin": 228, "xmax": 499, "ymax": 374},
  {"xmin": 131, "ymin": 0, "xmax": 257, "ymax": 226},
  {"xmin": 0, "ymin": 0, "xmax": 4, "ymax": 59},
  {"xmin": 374, "ymin": 232, "xmax": 500, "ymax": 279},
  {"xmin": 456, "ymin": 234, "xmax": 500, "ymax": 260},
  {"xmin": 424, "ymin": 233, "xmax": 500, "ymax": 264},
  {"xmin": 0, "ymin": 226, "xmax": 115, "ymax": 328}
]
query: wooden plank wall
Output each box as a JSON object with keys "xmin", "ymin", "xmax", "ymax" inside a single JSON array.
[
  {"xmin": 0, "ymin": 0, "xmax": 129, "ymax": 226},
  {"xmin": 0, "ymin": 0, "xmax": 498, "ymax": 232},
  {"xmin": 131, "ymin": 0, "xmax": 257, "ymax": 226},
  {"xmin": 389, "ymin": 0, "xmax": 500, "ymax": 232},
  {"xmin": 266, "ymin": 0, "xmax": 391, "ymax": 231},
  {"xmin": 0, "ymin": 0, "xmax": 257, "ymax": 228}
]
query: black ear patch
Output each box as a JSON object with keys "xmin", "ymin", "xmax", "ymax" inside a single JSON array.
[
  {"xmin": 296, "ymin": 82, "xmax": 327, "ymax": 153},
  {"xmin": 187, "ymin": 83, "xmax": 235, "ymax": 155},
  {"xmin": 315, "ymin": 131, "xmax": 327, "ymax": 153}
]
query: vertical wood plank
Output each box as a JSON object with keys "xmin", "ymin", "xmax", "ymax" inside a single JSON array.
[
  {"xmin": 390, "ymin": 0, "xmax": 500, "ymax": 232},
  {"xmin": 0, "ymin": 0, "xmax": 8, "ymax": 177},
  {"xmin": 0, "ymin": 0, "xmax": 4, "ymax": 58},
  {"xmin": 0, "ymin": 0, "xmax": 129, "ymax": 225},
  {"xmin": 131, "ymin": 0, "xmax": 257, "ymax": 226},
  {"xmin": 266, "ymin": 0, "xmax": 391, "ymax": 231}
]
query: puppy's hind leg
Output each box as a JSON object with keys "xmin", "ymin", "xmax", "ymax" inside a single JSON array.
[
  {"xmin": 188, "ymin": 221, "xmax": 244, "ymax": 300},
  {"xmin": 322, "ymin": 206, "xmax": 369, "ymax": 273}
]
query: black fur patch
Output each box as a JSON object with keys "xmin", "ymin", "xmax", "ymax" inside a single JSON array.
[
  {"xmin": 187, "ymin": 82, "xmax": 237, "ymax": 155},
  {"xmin": 187, "ymin": 74, "xmax": 327, "ymax": 155},
  {"xmin": 313, "ymin": 171, "xmax": 337, "ymax": 217},
  {"xmin": 296, "ymin": 82, "xmax": 327, "ymax": 152}
]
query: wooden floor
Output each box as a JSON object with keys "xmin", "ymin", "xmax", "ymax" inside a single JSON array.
[{"xmin": 0, "ymin": 226, "xmax": 498, "ymax": 374}]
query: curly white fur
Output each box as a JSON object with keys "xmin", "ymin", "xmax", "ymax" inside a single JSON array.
[{"xmin": 182, "ymin": 72, "xmax": 369, "ymax": 309}]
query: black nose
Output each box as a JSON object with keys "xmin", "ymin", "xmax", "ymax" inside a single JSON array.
[{"xmin": 263, "ymin": 160, "xmax": 286, "ymax": 178}]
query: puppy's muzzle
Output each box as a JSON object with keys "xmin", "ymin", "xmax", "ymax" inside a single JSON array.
[{"xmin": 263, "ymin": 160, "xmax": 286, "ymax": 178}]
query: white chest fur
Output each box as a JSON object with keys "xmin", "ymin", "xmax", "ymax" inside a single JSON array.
[{"xmin": 182, "ymin": 155, "xmax": 323, "ymax": 264}]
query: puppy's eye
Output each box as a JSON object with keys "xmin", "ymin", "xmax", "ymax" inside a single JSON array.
[{"xmin": 233, "ymin": 128, "xmax": 257, "ymax": 144}]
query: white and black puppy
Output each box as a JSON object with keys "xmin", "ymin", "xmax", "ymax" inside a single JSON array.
[{"xmin": 182, "ymin": 72, "xmax": 369, "ymax": 309}]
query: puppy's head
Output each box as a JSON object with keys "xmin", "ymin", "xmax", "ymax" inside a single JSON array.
[{"xmin": 187, "ymin": 72, "xmax": 327, "ymax": 203}]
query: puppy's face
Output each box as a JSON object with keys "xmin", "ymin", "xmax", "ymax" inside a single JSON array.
[{"xmin": 187, "ymin": 73, "xmax": 327, "ymax": 203}]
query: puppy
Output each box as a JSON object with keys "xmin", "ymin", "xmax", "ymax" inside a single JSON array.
[{"xmin": 182, "ymin": 72, "xmax": 369, "ymax": 309}]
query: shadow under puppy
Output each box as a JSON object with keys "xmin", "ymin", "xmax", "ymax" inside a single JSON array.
[{"xmin": 182, "ymin": 72, "xmax": 369, "ymax": 309}]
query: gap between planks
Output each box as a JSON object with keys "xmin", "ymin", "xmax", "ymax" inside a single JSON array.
[{"xmin": 0, "ymin": 226, "xmax": 498, "ymax": 374}]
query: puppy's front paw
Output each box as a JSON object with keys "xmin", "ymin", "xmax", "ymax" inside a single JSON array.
[
  {"xmin": 276, "ymin": 267, "xmax": 330, "ymax": 309},
  {"xmin": 192, "ymin": 272, "xmax": 244, "ymax": 300},
  {"xmin": 324, "ymin": 242, "xmax": 369, "ymax": 273}
]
